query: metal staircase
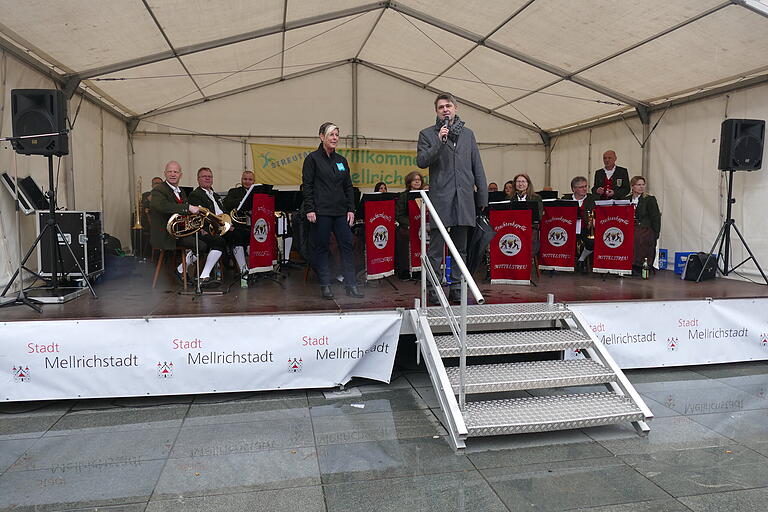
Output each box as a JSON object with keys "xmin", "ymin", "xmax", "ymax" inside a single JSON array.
[
  {"xmin": 411, "ymin": 190, "xmax": 652, "ymax": 451},
  {"xmin": 410, "ymin": 302, "xmax": 653, "ymax": 450}
]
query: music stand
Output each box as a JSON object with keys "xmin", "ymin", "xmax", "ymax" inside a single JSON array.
[
  {"xmin": 487, "ymin": 191, "xmax": 506, "ymax": 203},
  {"xmin": 274, "ymin": 190, "xmax": 302, "ymax": 268},
  {"xmin": 488, "ymin": 200, "xmax": 540, "ymax": 285},
  {"xmin": 239, "ymin": 185, "xmax": 285, "ymax": 287}
]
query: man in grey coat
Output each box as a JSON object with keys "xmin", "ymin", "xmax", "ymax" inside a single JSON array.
[{"xmin": 417, "ymin": 93, "xmax": 488, "ymax": 303}]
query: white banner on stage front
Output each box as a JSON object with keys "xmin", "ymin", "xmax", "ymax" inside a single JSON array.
[
  {"xmin": 2, "ymin": 312, "xmax": 402, "ymax": 402},
  {"xmin": 566, "ymin": 298, "xmax": 768, "ymax": 368}
]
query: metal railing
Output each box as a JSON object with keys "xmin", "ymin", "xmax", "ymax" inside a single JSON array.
[{"xmin": 417, "ymin": 190, "xmax": 484, "ymax": 409}]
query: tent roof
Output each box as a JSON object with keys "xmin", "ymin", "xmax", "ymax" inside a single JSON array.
[{"xmin": 1, "ymin": 0, "xmax": 767, "ymax": 133}]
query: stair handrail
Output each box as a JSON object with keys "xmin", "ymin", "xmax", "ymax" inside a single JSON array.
[{"xmin": 417, "ymin": 190, "xmax": 484, "ymax": 409}]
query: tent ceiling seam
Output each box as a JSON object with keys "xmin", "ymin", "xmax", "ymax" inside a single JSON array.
[
  {"xmin": 139, "ymin": 60, "xmax": 351, "ymax": 120},
  {"xmin": 355, "ymin": 8, "xmax": 385, "ymax": 59},
  {"xmin": 357, "ymin": 59, "xmax": 542, "ymax": 135},
  {"xmin": 74, "ymin": 2, "xmax": 387, "ymax": 80},
  {"xmin": 140, "ymin": 0, "xmax": 206, "ymax": 102},
  {"xmin": 424, "ymin": 0, "xmax": 536, "ymax": 87},
  {"xmin": 389, "ymin": 2, "xmax": 642, "ymax": 108}
]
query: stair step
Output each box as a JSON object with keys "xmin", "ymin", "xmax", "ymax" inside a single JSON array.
[
  {"xmin": 435, "ymin": 329, "xmax": 591, "ymax": 357},
  {"xmin": 463, "ymin": 392, "xmax": 644, "ymax": 436},
  {"xmin": 427, "ymin": 303, "xmax": 571, "ymax": 326},
  {"xmin": 445, "ymin": 359, "xmax": 614, "ymax": 394}
]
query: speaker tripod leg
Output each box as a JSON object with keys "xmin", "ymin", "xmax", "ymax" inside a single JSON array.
[
  {"xmin": 53, "ymin": 223, "xmax": 97, "ymax": 298},
  {"xmin": 698, "ymin": 221, "xmax": 728, "ymax": 283},
  {"xmin": 729, "ymin": 222, "xmax": 768, "ymax": 285}
]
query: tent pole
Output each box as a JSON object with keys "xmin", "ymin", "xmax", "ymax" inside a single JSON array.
[{"xmin": 352, "ymin": 61, "xmax": 359, "ymax": 149}]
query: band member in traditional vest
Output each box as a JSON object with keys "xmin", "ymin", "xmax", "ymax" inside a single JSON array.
[
  {"xmin": 302, "ymin": 122, "xmax": 363, "ymax": 300},
  {"xmin": 625, "ymin": 175, "xmax": 661, "ymax": 275},
  {"xmin": 189, "ymin": 167, "xmax": 250, "ymax": 278},
  {"xmin": 508, "ymin": 173, "xmax": 544, "ymax": 256},
  {"xmin": 562, "ymin": 176, "xmax": 598, "ymax": 273},
  {"xmin": 151, "ymin": 161, "xmax": 221, "ymax": 286},
  {"xmin": 592, "ymin": 150, "xmax": 630, "ymax": 200}
]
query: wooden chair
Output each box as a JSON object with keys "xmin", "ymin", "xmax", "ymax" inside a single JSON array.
[{"xmin": 152, "ymin": 247, "xmax": 189, "ymax": 291}]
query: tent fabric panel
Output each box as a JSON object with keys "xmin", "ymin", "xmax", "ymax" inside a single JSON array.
[
  {"xmin": 480, "ymin": 144, "xmax": 546, "ymax": 194},
  {"xmin": 140, "ymin": 66, "xmax": 354, "ymax": 138},
  {"xmin": 358, "ymin": 9, "xmax": 476, "ymax": 85},
  {"xmin": 394, "ymin": 0, "xmax": 531, "ymax": 37},
  {"xmin": 180, "ymin": 34, "xmax": 283, "ymax": 98},
  {"xmin": 102, "ymin": 111, "xmax": 130, "ymax": 247},
  {"xmin": 70, "ymin": 100, "xmax": 104, "ymax": 214},
  {"xmin": 0, "ymin": 0, "xmax": 166, "ymax": 73},
  {"xmin": 489, "ymin": 0, "xmax": 725, "ymax": 73},
  {"xmin": 578, "ymin": 5, "xmax": 768, "ymax": 102},
  {"xmin": 286, "ymin": 0, "xmax": 378, "ymax": 23},
  {"xmin": 282, "ymin": 11, "xmax": 381, "ymax": 70},
  {"xmin": 356, "ymin": 65, "xmax": 542, "ymax": 144},
  {"xmin": 148, "ymin": 0, "xmax": 285, "ymax": 49},
  {"xmin": 498, "ymin": 80, "xmax": 630, "ymax": 131},
  {"xmin": 431, "ymin": 46, "xmax": 559, "ymax": 108},
  {"xmin": 87, "ymin": 59, "xmax": 203, "ymax": 116}
]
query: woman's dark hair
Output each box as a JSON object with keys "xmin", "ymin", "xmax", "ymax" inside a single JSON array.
[
  {"xmin": 374, "ymin": 182, "xmax": 387, "ymax": 192},
  {"xmin": 404, "ymin": 171, "xmax": 425, "ymax": 191}
]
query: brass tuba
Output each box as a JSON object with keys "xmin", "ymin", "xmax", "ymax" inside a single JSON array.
[
  {"xmin": 167, "ymin": 206, "xmax": 232, "ymax": 238},
  {"xmin": 230, "ymin": 209, "xmax": 249, "ymax": 225}
]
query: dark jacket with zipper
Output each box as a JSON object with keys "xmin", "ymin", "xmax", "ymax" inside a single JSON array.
[
  {"xmin": 301, "ymin": 143, "xmax": 354, "ymax": 217},
  {"xmin": 624, "ymin": 193, "xmax": 661, "ymax": 239}
]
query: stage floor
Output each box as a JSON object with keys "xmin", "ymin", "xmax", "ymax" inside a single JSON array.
[{"xmin": 2, "ymin": 258, "xmax": 767, "ymax": 321}]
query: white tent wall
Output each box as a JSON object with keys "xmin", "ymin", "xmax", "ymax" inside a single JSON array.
[
  {"xmin": 132, "ymin": 63, "xmax": 545, "ymax": 195},
  {"xmin": 550, "ymin": 82, "xmax": 768, "ymax": 280},
  {"xmin": 0, "ymin": 51, "xmax": 130, "ymax": 291}
]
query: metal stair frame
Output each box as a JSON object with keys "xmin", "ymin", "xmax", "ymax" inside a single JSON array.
[
  {"xmin": 564, "ymin": 309, "xmax": 653, "ymax": 434},
  {"xmin": 410, "ymin": 310, "xmax": 468, "ymax": 450}
]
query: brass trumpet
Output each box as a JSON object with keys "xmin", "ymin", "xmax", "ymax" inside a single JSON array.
[
  {"xmin": 167, "ymin": 206, "xmax": 232, "ymax": 238},
  {"xmin": 132, "ymin": 177, "xmax": 143, "ymax": 230}
]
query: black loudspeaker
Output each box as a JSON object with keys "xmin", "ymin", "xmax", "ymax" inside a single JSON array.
[
  {"xmin": 10, "ymin": 89, "xmax": 69, "ymax": 157},
  {"xmin": 718, "ymin": 119, "xmax": 764, "ymax": 171},
  {"xmin": 682, "ymin": 252, "xmax": 717, "ymax": 281}
]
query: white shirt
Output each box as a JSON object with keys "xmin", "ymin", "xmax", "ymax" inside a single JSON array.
[
  {"xmin": 166, "ymin": 181, "xmax": 181, "ymax": 200},
  {"xmin": 574, "ymin": 195, "xmax": 586, "ymax": 234},
  {"xmin": 604, "ymin": 167, "xmax": 616, "ymax": 179},
  {"xmin": 203, "ymin": 188, "xmax": 223, "ymax": 215}
]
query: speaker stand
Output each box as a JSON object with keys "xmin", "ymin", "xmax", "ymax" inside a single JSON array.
[{"xmin": 699, "ymin": 169, "xmax": 768, "ymax": 285}]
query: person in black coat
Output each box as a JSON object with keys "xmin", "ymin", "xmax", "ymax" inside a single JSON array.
[
  {"xmin": 625, "ymin": 175, "xmax": 661, "ymax": 274},
  {"xmin": 592, "ymin": 150, "xmax": 630, "ymax": 200},
  {"xmin": 302, "ymin": 122, "xmax": 363, "ymax": 300}
]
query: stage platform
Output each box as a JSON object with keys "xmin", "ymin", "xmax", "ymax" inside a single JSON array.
[{"xmin": 2, "ymin": 259, "xmax": 767, "ymax": 322}]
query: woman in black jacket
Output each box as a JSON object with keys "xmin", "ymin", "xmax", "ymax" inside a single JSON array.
[
  {"xmin": 302, "ymin": 122, "xmax": 363, "ymax": 299},
  {"xmin": 625, "ymin": 175, "xmax": 661, "ymax": 274}
]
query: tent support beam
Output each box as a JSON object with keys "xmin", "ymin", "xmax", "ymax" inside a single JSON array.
[
  {"xmin": 541, "ymin": 131, "xmax": 552, "ymax": 188},
  {"xmin": 352, "ymin": 61, "xmax": 359, "ymax": 148},
  {"xmin": 388, "ymin": 2, "xmax": 642, "ymax": 109},
  {"xmin": 358, "ymin": 59, "xmax": 543, "ymax": 135},
  {"xmin": 139, "ymin": 60, "xmax": 351, "ymax": 119},
  {"xmin": 74, "ymin": 2, "xmax": 387, "ymax": 80},
  {"xmin": 550, "ymin": 73, "xmax": 768, "ymax": 137}
]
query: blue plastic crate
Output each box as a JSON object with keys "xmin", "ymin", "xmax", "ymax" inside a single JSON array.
[{"xmin": 674, "ymin": 252, "xmax": 696, "ymax": 274}]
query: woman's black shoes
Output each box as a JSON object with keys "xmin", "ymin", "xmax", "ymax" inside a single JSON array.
[
  {"xmin": 345, "ymin": 286, "xmax": 364, "ymax": 298},
  {"xmin": 320, "ymin": 285, "xmax": 334, "ymax": 300}
]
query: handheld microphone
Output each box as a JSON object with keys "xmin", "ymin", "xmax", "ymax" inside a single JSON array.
[{"xmin": 441, "ymin": 116, "xmax": 450, "ymax": 143}]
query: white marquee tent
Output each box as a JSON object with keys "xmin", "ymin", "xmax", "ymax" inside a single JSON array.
[{"xmin": 1, "ymin": 0, "xmax": 768, "ymax": 288}]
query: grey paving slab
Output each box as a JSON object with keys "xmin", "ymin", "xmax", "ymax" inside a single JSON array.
[
  {"xmin": 0, "ymin": 438, "xmax": 35, "ymax": 473},
  {"xmin": 644, "ymin": 384, "xmax": 768, "ymax": 416},
  {"xmin": 185, "ymin": 397, "xmax": 309, "ymax": 426},
  {"xmin": 403, "ymin": 371, "xmax": 432, "ymax": 388},
  {"xmin": 689, "ymin": 409, "xmax": 768, "ymax": 445},
  {"xmin": 313, "ymin": 409, "xmax": 446, "ymax": 446},
  {"xmin": 621, "ymin": 444, "xmax": 768, "ymax": 497},
  {"xmin": 309, "ymin": 388, "xmax": 428, "ymax": 416},
  {"xmin": 624, "ymin": 368, "xmax": 709, "ymax": 393},
  {"xmin": 468, "ymin": 438, "xmax": 612, "ymax": 469},
  {"xmin": 8, "ymin": 427, "xmax": 177, "ymax": 472},
  {"xmin": 153, "ymin": 446, "xmax": 319, "ymax": 498},
  {"xmin": 65, "ymin": 504, "xmax": 148, "ymax": 512},
  {"xmin": 708, "ymin": 373, "xmax": 768, "ymax": 400},
  {"xmin": 464, "ymin": 428, "xmax": 596, "ymax": 455},
  {"xmin": 317, "ymin": 435, "xmax": 472, "ymax": 484},
  {"xmin": 192, "ymin": 389, "xmax": 309, "ymax": 403},
  {"xmin": 323, "ymin": 470, "xmax": 508, "ymax": 512},
  {"xmin": 572, "ymin": 499, "xmax": 692, "ymax": 511},
  {"xmin": 0, "ymin": 412, "xmax": 68, "ymax": 440},
  {"xmin": 691, "ymin": 361, "xmax": 768, "ymax": 379},
  {"xmin": 585, "ymin": 415, "xmax": 731, "ymax": 455},
  {"xmin": 45, "ymin": 405, "xmax": 188, "ymax": 436},
  {"xmin": 679, "ymin": 487, "xmax": 768, "ymax": 512},
  {"xmin": 638, "ymin": 395, "xmax": 681, "ymax": 418},
  {"xmin": 414, "ymin": 385, "xmax": 440, "ymax": 408},
  {"xmin": 170, "ymin": 417, "xmax": 315, "ymax": 458},
  {"xmin": 0, "ymin": 401, "xmax": 71, "ymax": 415},
  {"xmin": 146, "ymin": 485, "xmax": 326, "ymax": 512},
  {"xmin": 481, "ymin": 457, "xmax": 668, "ymax": 511},
  {"xmin": 0, "ymin": 458, "xmax": 164, "ymax": 512}
]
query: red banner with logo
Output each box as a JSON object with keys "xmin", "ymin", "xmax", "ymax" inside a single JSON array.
[
  {"xmin": 365, "ymin": 199, "xmax": 396, "ymax": 279},
  {"xmin": 593, "ymin": 204, "xmax": 634, "ymax": 275},
  {"xmin": 539, "ymin": 205, "xmax": 577, "ymax": 271},
  {"xmin": 408, "ymin": 199, "xmax": 424, "ymax": 271},
  {"xmin": 248, "ymin": 193, "xmax": 276, "ymax": 272},
  {"xmin": 489, "ymin": 209, "xmax": 532, "ymax": 284}
]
